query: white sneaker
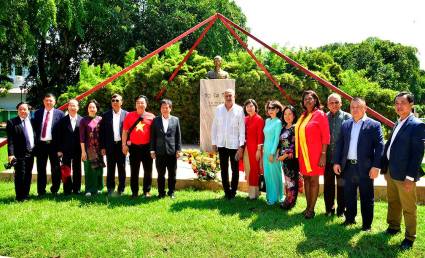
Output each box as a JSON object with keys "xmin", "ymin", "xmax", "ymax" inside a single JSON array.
[{"xmin": 85, "ymin": 192, "xmax": 92, "ymax": 197}]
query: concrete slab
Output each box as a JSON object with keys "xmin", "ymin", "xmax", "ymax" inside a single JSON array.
[{"xmin": 1, "ymin": 144, "xmax": 424, "ymax": 203}]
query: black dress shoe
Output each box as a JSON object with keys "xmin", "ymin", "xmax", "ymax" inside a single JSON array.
[
  {"xmin": 325, "ymin": 209, "xmax": 335, "ymax": 217},
  {"xmin": 342, "ymin": 220, "xmax": 356, "ymax": 226},
  {"xmin": 131, "ymin": 193, "xmax": 138, "ymax": 199},
  {"xmin": 385, "ymin": 228, "xmax": 401, "ymax": 235},
  {"xmin": 280, "ymin": 202, "xmax": 292, "ymax": 210},
  {"xmin": 400, "ymin": 238, "xmax": 413, "ymax": 250},
  {"xmin": 142, "ymin": 192, "xmax": 151, "ymax": 198},
  {"xmin": 325, "ymin": 211, "xmax": 334, "ymax": 217},
  {"xmin": 224, "ymin": 194, "xmax": 233, "ymax": 200},
  {"xmin": 336, "ymin": 210, "xmax": 345, "ymax": 217},
  {"xmin": 158, "ymin": 194, "xmax": 166, "ymax": 199},
  {"xmin": 362, "ymin": 226, "xmax": 371, "ymax": 232}
]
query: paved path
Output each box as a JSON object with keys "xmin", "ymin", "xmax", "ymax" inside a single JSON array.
[{"xmin": 2, "ymin": 144, "xmax": 424, "ymax": 187}]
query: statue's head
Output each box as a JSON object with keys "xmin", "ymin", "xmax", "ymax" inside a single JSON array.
[{"xmin": 214, "ymin": 55, "xmax": 222, "ymax": 69}]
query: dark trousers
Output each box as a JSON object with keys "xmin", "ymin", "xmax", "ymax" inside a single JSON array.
[
  {"xmin": 14, "ymin": 153, "xmax": 34, "ymax": 201},
  {"xmin": 156, "ymin": 154, "xmax": 177, "ymax": 196},
  {"xmin": 129, "ymin": 144, "xmax": 152, "ymax": 195},
  {"xmin": 343, "ymin": 163, "xmax": 374, "ymax": 228},
  {"xmin": 324, "ymin": 163, "xmax": 345, "ymax": 214},
  {"xmin": 106, "ymin": 141, "xmax": 126, "ymax": 193},
  {"xmin": 36, "ymin": 141, "xmax": 61, "ymax": 194},
  {"xmin": 218, "ymin": 147, "xmax": 239, "ymax": 197},
  {"xmin": 62, "ymin": 154, "xmax": 82, "ymax": 194}
]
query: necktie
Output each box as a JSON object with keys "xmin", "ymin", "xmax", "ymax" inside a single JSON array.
[
  {"xmin": 41, "ymin": 110, "xmax": 50, "ymax": 138},
  {"xmin": 22, "ymin": 120, "xmax": 32, "ymax": 150}
]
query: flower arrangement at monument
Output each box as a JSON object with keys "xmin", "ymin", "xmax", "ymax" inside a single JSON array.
[{"xmin": 182, "ymin": 149, "xmax": 221, "ymax": 181}]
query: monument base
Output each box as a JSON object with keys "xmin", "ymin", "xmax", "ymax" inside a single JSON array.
[{"xmin": 199, "ymin": 79, "xmax": 235, "ymax": 152}]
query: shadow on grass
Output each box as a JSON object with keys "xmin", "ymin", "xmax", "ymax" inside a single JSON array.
[
  {"xmin": 0, "ymin": 191, "xmax": 163, "ymax": 207},
  {"xmin": 170, "ymin": 196, "xmax": 405, "ymax": 256},
  {"xmin": 169, "ymin": 196, "xmax": 304, "ymax": 231},
  {"xmin": 295, "ymin": 218, "xmax": 402, "ymax": 257}
]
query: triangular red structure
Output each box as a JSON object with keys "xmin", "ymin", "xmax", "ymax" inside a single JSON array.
[{"xmin": 0, "ymin": 13, "xmax": 394, "ymax": 148}]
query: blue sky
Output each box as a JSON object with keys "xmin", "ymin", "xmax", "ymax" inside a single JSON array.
[{"xmin": 234, "ymin": 0, "xmax": 425, "ymax": 69}]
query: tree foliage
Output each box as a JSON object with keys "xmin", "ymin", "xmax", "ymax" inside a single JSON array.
[
  {"xmin": 0, "ymin": 0, "xmax": 247, "ymax": 108},
  {"xmin": 59, "ymin": 39, "xmax": 424, "ymax": 143},
  {"xmin": 320, "ymin": 37, "xmax": 424, "ymax": 104}
]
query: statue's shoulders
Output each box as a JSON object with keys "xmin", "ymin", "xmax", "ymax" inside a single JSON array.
[{"xmin": 206, "ymin": 70, "xmax": 216, "ymax": 79}]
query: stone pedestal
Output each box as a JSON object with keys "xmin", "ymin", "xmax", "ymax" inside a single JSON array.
[{"xmin": 199, "ymin": 79, "xmax": 235, "ymax": 152}]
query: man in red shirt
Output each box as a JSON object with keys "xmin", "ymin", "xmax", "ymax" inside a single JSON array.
[{"xmin": 122, "ymin": 95, "xmax": 155, "ymax": 198}]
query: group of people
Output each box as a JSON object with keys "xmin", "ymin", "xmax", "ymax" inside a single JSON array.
[
  {"xmin": 211, "ymin": 89, "xmax": 424, "ymax": 250},
  {"xmin": 6, "ymin": 93, "xmax": 182, "ymax": 200},
  {"xmin": 5, "ymin": 87, "xmax": 424, "ymax": 250}
]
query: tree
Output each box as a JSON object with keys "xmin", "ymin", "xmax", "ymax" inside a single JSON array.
[
  {"xmin": 1, "ymin": 0, "xmax": 247, "ymax": 108},
  {"xmin": 320, "ymin": 37, "xmax": 424, "ymax": 104},
  {"xmin": 135, "ymin": 0, "xmax": 247, "ymax": 58}
]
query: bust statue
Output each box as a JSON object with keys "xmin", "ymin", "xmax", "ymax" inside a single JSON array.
[{"xmin": 206, "ymin": 55, "xmax": 229, "ymax": 79}]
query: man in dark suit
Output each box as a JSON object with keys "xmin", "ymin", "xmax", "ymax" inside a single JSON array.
[
  {"xmin": 333, "ymin": 97, "xmax": 384, "ymax": 232},
  {"xmin": 99, "ymin": 94, "xmax": 128, "ymax": 196},
  {"xmin": 150, "ymin": 99, "xmax": 182, "ymax": 199},
  {"xmin": 33, "ymin": 93, "xmax": 65, "ymax": 195},
  {"xmin": 6, "ymin": 102, "xmax": 35, "ymax": 201},
  {"xmin": 56, "ymin": 99, "xmax": 82, "ymax": 195},
  {"xmin": 382, "ymin": 92, "xmax": 425, "ymax": 250}
]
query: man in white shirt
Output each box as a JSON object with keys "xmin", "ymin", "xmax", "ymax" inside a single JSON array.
[
  {"xmin": 211, "ymin": 88, "xmax": 245, "ymax": 199},
  {"xmin": 99, "ymin": 94, "xmax": 128, "ymax": 196},
  {"xmin": 33, "ymin": 93, "xmax": 64, "ymax": 195},
  {"xmin": 6, "ymin": 102, "xmax": 35, "ymax": 201},
  {"xmin": 382, "ymin": 92, "xmax": 425, "ymax": 250}
]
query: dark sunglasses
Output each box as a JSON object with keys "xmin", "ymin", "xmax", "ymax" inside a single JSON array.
[
  {"xmin": 267, "ymin": 106, "xmax": 276, "ymax": 110},
  {"xmin": 111, "ymin": 99, "xmax": 120, "ymax": 103}
]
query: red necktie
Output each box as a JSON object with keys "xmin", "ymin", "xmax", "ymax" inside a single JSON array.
[{"xmin": 41, "ymin": 110, "xmax": 50, "ymax": 138}]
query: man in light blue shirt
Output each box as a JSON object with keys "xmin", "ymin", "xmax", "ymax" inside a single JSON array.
[
  {"xmin": 333, "ymin": 97, "xmax": 384, "ymax": 232},
  {"xmin": 347, "ymin": 115, "xmax": 367, "ymax": 160}
]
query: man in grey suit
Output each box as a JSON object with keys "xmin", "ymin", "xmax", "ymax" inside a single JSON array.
[{"xmin": 150, "ymin": 99, "xmax": 182, "ymax": 199}]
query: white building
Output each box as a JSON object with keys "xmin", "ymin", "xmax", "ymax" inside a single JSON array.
[{"xmin": 0, "ymin": 64, "xmax": 30, "ymax": 122}]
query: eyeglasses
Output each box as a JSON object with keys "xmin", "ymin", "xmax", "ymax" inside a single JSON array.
[
  {"xmin": 267, "ymin": 107, "xmax": 276, "ymax": 110},
  {"xmin": 328, "ymin": 101, "xmax": 340, "ymax": 105},
  {"xmin": 111, "ymin": 99, "xmax": 120, "ymax": 103}
]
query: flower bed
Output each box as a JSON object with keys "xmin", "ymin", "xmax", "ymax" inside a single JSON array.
[{"xmin": 182, "ymin": 149, "xmax": 221, "ymax": 181}]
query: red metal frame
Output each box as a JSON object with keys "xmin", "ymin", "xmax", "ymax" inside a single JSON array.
[
  {"xmin": 0, "ymin": 13, "xmax": 395, "ymax": 149},
  {"xmin": 217, "ymin": 13, "xmax": 394, "ymax": 127},
  {"xmin": 155, "ymin": 17, "xmax": 218, "ymax": 100},
  {"xmin": 57, "ymin": 14, "xmax": 217, "ymax": 111},
  {"xmin": 219, "ymin": 16, "xmax": 295, "ymax": 105}
]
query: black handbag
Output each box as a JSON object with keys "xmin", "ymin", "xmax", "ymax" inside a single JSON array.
[{"xmin": 259, "ymin": 174, "xmax": 266, "ymax": 192}]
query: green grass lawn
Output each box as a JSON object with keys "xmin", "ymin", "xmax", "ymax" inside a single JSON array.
[
  {"xmin": 0, "ymin": 182, "xmax": 424, "ymax": 257},
  {"xmin": 0, "ymin": 145, "xmax": 7, "ymax": 171}
]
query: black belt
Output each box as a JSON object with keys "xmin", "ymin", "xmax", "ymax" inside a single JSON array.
[
  {"xmin": 114, "ymin": 140, "xmax": 122, "ymax": 144},
  {"xmin": 347, "ymin": 159, "xmax": 357, "ymax": 165},
  {"xmin": 41, "ymin": 140, "xmax": 52, "ymax": 144},
  {"xmin": 129, "ymin": 143, "xmax": 149, "ymax": 148}
]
